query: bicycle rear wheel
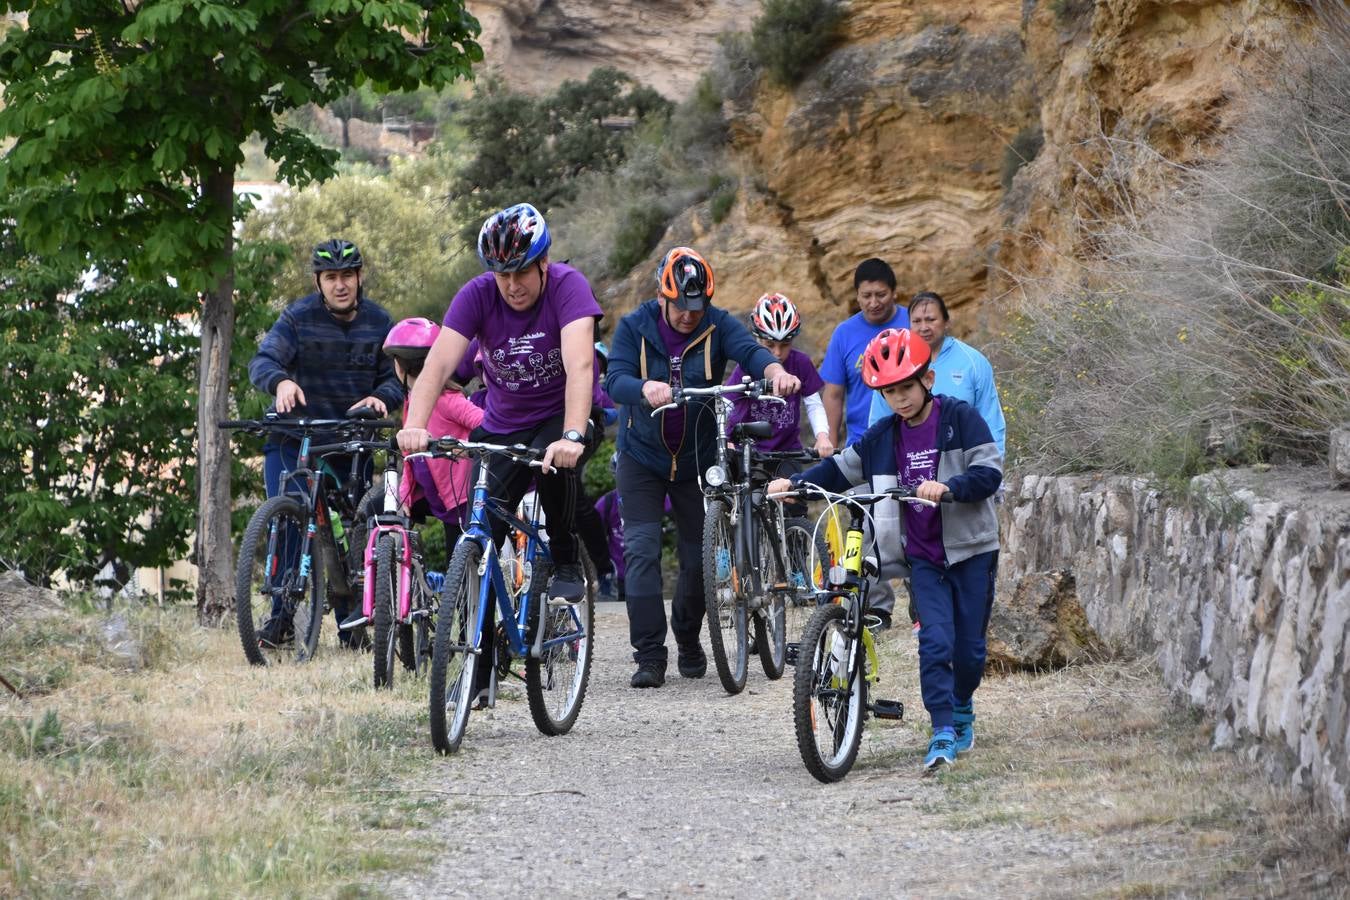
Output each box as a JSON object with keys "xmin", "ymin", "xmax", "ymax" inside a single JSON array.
[
  {"xmin": 429, "ymin": 540, "xmax": 481, "ymax": 754},
  {"xmin": 753, "ymin": 512, "xmax": 788, "ymax": 680},
  {"xmin": 783, "ymin": 517, "xmax": 829, "ymax": 644},
  {"xmin": 235, "ymin": 495, "xmax": 324, "ymax": 666},
  {"xmin": 525, "ymin": 551, "xmax": 595, "ymax": 736},
  {"xmin": 793, "ymin": 603, "xmax": 866, "ymax": 783},
  {"xmin": 702, "ymin": 498, "xmax": 748, "ymax": 694},
  {"xmin": 372, "ymin": 534, "xmax": 399, "ymax": 689}
]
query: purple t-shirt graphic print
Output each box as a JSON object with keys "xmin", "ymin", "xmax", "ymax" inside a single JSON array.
[
  {"xmin": 726, "ymin": 348, "xmax": 824, "ymax": 452},
  {"xmin": 894, "ymin": 396, "xmax": 943, "ymax": 565},
  {"xmin": 443, "ymin": 263, "xmax": 602, "ymax": 434}
]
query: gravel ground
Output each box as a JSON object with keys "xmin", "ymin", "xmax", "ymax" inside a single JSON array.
[{"xmin": 390, "ymin": 603, "xmax": 1348, "ymax": 899}]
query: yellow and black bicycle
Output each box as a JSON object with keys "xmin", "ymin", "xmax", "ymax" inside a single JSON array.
[{"xmin": 772, "ymin": 483, "xmax": 948, "ymax": 783}]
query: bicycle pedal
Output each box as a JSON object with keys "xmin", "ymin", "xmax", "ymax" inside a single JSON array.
[
  {"xmin": 785, "ymin": 642, "xmax": 800, "ymax": 667},
  {"xmin": 870, "ymin": 698, "xmax": 904, "ymax": 721},
  {"xmin": 409, "ymin": 608, "xmax": 431, "ymax": 620}
]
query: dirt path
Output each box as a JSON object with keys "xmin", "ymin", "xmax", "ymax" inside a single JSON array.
[{"xmin": 391, "ymin": 604, "xmax": 1346, "ymax": 899}]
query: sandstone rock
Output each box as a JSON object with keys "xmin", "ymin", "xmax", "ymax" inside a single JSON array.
[
  {"xmin": 986, "ymin": 569, "xmax": 1105, "ymax": 671},
  {"xmin": 0, "ymin": 569, "xmax": 62, "ymax": 629}
]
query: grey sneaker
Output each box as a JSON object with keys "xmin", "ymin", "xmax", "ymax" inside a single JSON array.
[{"xmin": 548, "ymin": 563, "xmax": 586, "ymax": 605}]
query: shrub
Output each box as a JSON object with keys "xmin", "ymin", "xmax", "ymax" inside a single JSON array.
[
  {"xmin": 997, "ymin": 35, "xmax": 1350, "ymax": 480},
  {"xmin": 709, "ymin": 177, "xmax": 738, "ymax": 223},
  {"xmin": 608, "ymin": 203, "xmax": 671, "ymax": 277},
  {"xmin": 750, "ymin": 0, "xmax": 846, "ymax": 88}
]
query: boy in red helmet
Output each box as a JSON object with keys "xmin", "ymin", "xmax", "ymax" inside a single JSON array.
[{"xmin": 768, "ymin": 327, "xmax": 1002, "ymax": 772}]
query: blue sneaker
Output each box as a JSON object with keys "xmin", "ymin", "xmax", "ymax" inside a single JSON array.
[
  {"xmin": 953, "ymin": 701, "xmax": 975, "ymax": 754},
  {"xmin": 924, "ymin": 727, "xmax": 957, "ymax": 771}
]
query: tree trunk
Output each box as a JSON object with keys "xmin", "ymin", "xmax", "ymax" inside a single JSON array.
[{"xmin": 195, "ymin": 169, "xmax": 237, "ymax": 626}]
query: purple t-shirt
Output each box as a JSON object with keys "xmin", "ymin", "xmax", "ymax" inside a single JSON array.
[
  {"xmin": 894, "ymin": 397, "xmax": 943, "ymax": 565},
  {"xmin": 443, "ymin": 264, "xmax": 602, "ymax": 434},
  {"xmin": 726, "ymin": 348, "xmax": 825, "ymax": 452},
  {"xmin": 657, "ymin": 315, "xmax": 693, "ymax": 451}
]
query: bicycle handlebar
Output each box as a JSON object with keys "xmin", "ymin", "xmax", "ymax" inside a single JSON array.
[
  {"xmin": 219, "ymin": 414, "xmax": 400, "ymax": 434},
  {"xmin": 767, "ymin": 484, "xmax": 953, "ymax": 508},
  {"xmin": 428, "ymin": 436, "xmax": 545, "ymax": 468},
  {"xmin": 750, "ymin": 448, "xmax": 821, "ymax": 463},
  {"xmin": 649, "ymin": 378, "xmax": 785, "ymax": 417}
]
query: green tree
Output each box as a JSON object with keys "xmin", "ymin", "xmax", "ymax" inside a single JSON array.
[
  {"xmin": 240, "ymin": 152, "xmax": 473, "ymax": 323},
  {"xmin": 0, "ymin": 0, "xmax": 481, "ymax": 622},
  {"xmin": 451, "ymin": 67, "xmax": 671, "ymax": 234},
  {"xmin": 750, "ymin": 0, "xmax": 845, "ymax": 87}
]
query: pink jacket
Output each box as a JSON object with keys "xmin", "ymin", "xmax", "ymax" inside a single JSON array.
[{"xmin": 400, "ymin": 391, "xmax": 483, "ymax": 516}]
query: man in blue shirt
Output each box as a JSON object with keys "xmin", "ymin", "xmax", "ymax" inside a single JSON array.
[
  {"xmin": 866, "ymin": 291, "xmax": 1006, "ymax": 454},
  {"xmin": 819, "ymin": 258, "xmax": 910, "ymax": 628},
  {"xmin": 820, "ymin": 258, "xmax": 910, "ymax": 448}
]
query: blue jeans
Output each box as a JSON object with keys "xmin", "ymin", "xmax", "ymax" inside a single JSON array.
[{"xmin": 909, "ymin": 551, "xmax": 999, "ymax": 729}]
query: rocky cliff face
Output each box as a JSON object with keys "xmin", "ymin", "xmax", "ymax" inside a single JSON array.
[
  {"xmin": 474, "ymin": 0, "xmax": 1313, "ymax": 352},
  {"xmin": 467, "ymin": 0, "xmax": 759, "ymax": 101},
  {"xmin": 1000, "ymin": 468, "xmax": 1350, "ymax": 823}
]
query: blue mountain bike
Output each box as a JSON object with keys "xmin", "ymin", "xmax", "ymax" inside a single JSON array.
[{"xmin": 427, "ymin": 437, "xmax": 596, "ymax": 755}]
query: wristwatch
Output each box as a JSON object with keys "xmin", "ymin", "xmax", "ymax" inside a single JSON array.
[{"xmin": 562, "ymin": 429, "xmax": 586, "ymax": 444}]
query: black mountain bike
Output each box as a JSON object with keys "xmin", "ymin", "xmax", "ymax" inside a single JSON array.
[{"xmin": 220, "ymin": 411, "xmax": 396, "ymax": 665}]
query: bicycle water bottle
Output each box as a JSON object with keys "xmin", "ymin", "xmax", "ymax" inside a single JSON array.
[{"xmin": 332, "ymin": 514, "xmax": 348, "ymax": 555}]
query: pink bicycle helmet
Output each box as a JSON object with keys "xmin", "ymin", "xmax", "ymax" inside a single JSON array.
[{"xmin": 383, "ymin": 317, "xmax": 440, "ymax": 363}]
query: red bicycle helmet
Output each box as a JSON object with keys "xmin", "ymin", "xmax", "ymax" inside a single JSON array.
[
  {"xmin": 383, "ymin": 317, "xmax": 440, "ymax": 362},
  {"xmin": 750, "ymin": 292, "xmax": 801, "ymax": 341},
  {"xmin": 862, "ymin": 328, "xmax": 931, "ymax": 389}
]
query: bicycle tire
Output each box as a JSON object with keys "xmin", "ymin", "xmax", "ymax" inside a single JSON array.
[
  {"xmin": 702, "ymin": 498, "xmax": 748, "ymax": 694},
  {"xmin": 235, "ymin": 495, "xmax": 324, "ymax": 666},
  {"xmin": 372, "ymin": 534, "xmax": 398, "ymax": 689},
  {"xmin": 753, "ymin": 511, "xmax": 788, "ymax": 680},
  {"xmin": 793, "ymin": 603, "xmax": 866, "ymax": 783},
  {"xmin": 428, "ymin": 540, "xmax": 480, "ymax": 755},
  {"xmin": 525, "ymin": 549, "xmax": 596, "ymax": 736},
  {"xmin": 783, "ymin": 518, "xmax": 830, "ymax": 644}
]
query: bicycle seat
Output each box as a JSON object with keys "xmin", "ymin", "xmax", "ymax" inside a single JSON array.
[{"xmin": 733, "ymin": 421, "xmax": 773, "ymax": 441}]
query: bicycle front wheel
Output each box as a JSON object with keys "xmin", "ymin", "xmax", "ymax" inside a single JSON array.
[
  {"xmin": 372, "ymin": 534, "xmax": 399, "ymax": 690},
  {"xmin": 793, "ymin": 603, "xmax": 866, "ymax": 783},
  {"xmin": 235, "ymin": 495, "xmax": 324, "ymax": 666},
  {"xmin": 429, "ymin": 540, "xmax": 481, "ymax": 755},
  {"xmin": 525, "ymin": 551, "xmax": 595, "ymax": 736},
  {"xmin": 753, "ymin": 512, "xmax": 788, "ymax": 680},
  {"xmin": 703, "ymin": 498, "xmax": 748, "ymax": 694},
  {"xmin": 783, "ymin": 517, "xmax": 830, "ymax": 643}
]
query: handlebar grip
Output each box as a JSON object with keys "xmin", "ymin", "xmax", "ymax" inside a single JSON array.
[{"xmin": 218, "ymin": 420, "xmax": 252, "ymax": 429}]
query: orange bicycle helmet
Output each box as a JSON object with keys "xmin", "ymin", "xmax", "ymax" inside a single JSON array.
[
  {"xmin": 862, "ymin": 328, "xmax": 931, "ymax": 389},
  {"xmin": 657, "ymin": 247, "xmax": 714, "ymax": 310}
]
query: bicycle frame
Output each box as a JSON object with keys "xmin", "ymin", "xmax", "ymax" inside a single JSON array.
[{"xmin": 360, "ymin": 451, "xmax": 425, "ymax": 624}]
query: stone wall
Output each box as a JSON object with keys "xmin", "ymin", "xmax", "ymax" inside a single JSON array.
[{"xmin": 999, "ymin": 468, "xmax": 1350, "ymax": 822}]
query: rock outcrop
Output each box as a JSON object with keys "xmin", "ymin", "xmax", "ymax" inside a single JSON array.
[
  {"xmin": 986, "ymin": 569, "xmax": 1106, "ymax": 672},
  {"xmin": 999, "ymin": 468, "xmax": 1350, "ymax": 823},
  {"xmin": 467, "ymin": 0, "xmax": 759, "ymax": 101}
]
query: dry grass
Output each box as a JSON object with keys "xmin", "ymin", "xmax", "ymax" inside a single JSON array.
[
  {"xmin": 0, "ymin": 603, "xmax": 441, "ymax": 898},
  {"xmin": 866, "ymin": 635, "xmax": 1350, "ymax": 898}
]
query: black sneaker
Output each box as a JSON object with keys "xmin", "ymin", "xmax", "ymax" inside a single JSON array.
[
  {"xmin": 257, "ymin": 616, "xmax": 293, "ymax": 649},
  {"xmin": 630, "ymin": 661, "xmax": 666, "ymax": 688},
  {"xmin": 548, "ymin": 563, "xmax": 586, "ymax": 605},
  {"xmin": 677, "ymin": 645, "xmax": 707, "ymax": 679}
]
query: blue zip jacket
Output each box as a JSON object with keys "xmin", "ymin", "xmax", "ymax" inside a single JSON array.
[
  {"xmin": 248, "ymin": 293, "xmax": 403, "ymax": 434},
  {"xmin": 607, "ymin": 299, "xmax": 777, "ymax": 481},
  {"xmin": 792, "ymin": 395, "xmax": 1003, "ymax": 576}
]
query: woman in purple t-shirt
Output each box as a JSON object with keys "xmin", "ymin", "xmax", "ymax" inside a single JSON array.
[{"xmin": 397, "ymin": 203, "xmax": 602, "ymax": 610}]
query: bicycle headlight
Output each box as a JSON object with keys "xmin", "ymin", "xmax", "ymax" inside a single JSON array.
[{"xmin": 704, "ymin": 464, "xmax": 727, "ymax": 487}]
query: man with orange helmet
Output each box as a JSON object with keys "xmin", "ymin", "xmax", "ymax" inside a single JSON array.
[
  {"xmin": 769, "ymin": 327, "xmax": 1002, "ymax": 772},
  {"xmin": 607, "ymin": 247, "xmax": 802, "ymax": 688}
]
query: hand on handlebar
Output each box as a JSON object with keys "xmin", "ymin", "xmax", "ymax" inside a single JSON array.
[
  {"xmin": 813, "ymin": 433, "xmax": 834, "ymax": 458},
  {"xmin": 398, "ymin": 427, "xmax": 430, "ymax": 454},
  {"xmin": 642, "ymin": 380, "xmax": 673, "ymax": 409},
  {"xmin": 541, "ymin": 438, "xmax": 584, "ymax": 473},
  {"xmin": 347, "ymin": 397, "xmax": 388, "ymax": 417},
  {"xmin": 275, "ymin": 379, "xmax": 306, "ymax": 414},
  {"xmin": 914, "ymin": 480, "xmax": 950, "ymax": 504},
  {"xmin": 766, "ymin": 477, "xmax": 794, "ymax": 497},
  {"xmin": 770, "ymin": 371, "xmax": 801, "ymax": 398}
]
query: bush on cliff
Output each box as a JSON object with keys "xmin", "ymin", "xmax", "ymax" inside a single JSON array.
[
  {"xmin": 997, "ymin": 35, "xmax": 1350, "ymax": 481},
  {"xmin": 750, "ymin": 0, "xmax": 846, "ymax": 88}
]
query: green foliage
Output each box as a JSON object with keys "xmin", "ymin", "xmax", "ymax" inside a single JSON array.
[
  {"xmin": 750, "ymin": 0, "xmax": 846, "ymax": 88},
  {"xmin": 584, "ymin": 438, "xmax": 617, "ymax": 500},
  {"xmin": 608, "ymin": 204, "xmax": 672, "ymax": 277},
  {"xmin": 709, "ymin": 177, "xmax": 739, "ymax": 224},
  {"xmin": 1001, "ymin": 125, "xmax": 1044, "ymax": 192},
  {"xmin": 449, "ymin": 67, "xmax": 673, "ymax": 239},
  {"xmin": 240, "ymin": 152, "xmax": 466, "ymax": 323}
]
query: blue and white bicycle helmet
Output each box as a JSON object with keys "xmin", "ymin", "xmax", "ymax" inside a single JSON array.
[{"xmin": 477, "ymin": 203, "xmax": 552, "ymax": 273}]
